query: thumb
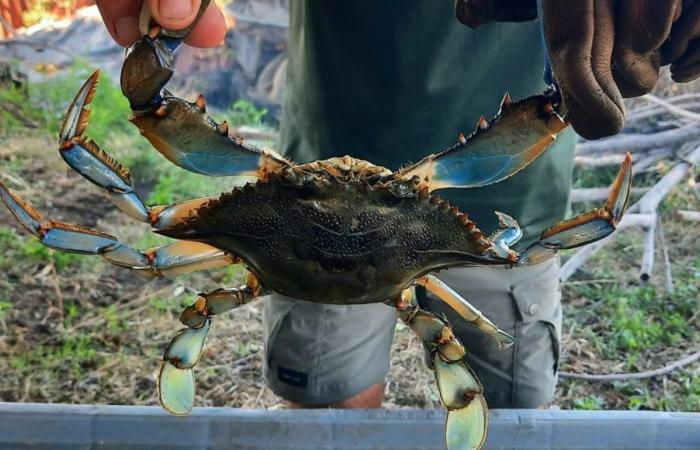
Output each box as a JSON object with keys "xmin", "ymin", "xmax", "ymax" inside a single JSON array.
[{"xmin": 147, "ymin": 0, "xmax": 201, "ymax": 31}]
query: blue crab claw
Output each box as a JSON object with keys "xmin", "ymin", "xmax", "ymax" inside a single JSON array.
[
  {"xmin": 0, "ymin": 181, "xmax": 42, "ymax": 237},
  {"xmin": 164, "ymin": 318, "xmax": 211, "ymax": 369},
  {"xmin": 400, "ymin": 90, "xmax": 568, "ymax": 191},
  {"xmin": 58, "ymin": 70, "xmax": 151, "ymax": 222},
  {"xmin": 158, "ymin": 361, "xmax": 195, "ymax": 416},
  {"xmin": 519, "ymin": 152, "xmax": 632, "ymax": 265},
  {"xmin": 59, "ymin": 69, "xmax": 99, "ymax": 145},
  {"xmin": 488, "ymin": 211, "xmax": 522, "ymax": 260},
  {"xmin": 0, "ymin": 181, "xmax": 127, "ymax": 254}
]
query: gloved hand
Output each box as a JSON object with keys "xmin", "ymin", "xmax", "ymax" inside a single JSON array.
[
  {"xmin": 456, "ymin": 0, "xmax": 700, "ymax": 139},
  {"xmin": 95, "ymin": 0, "xmax": 226, "ymax": 47}
]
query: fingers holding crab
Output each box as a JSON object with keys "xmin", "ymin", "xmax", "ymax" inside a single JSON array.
[
  {"xmin": 518, "ymin": 152, "xmax": 633, "ymax": 265},
  {"xmin": 400, "ymin": 90, "xmax": 568, "ymax": 191},
  {"xmin": 0, "ymin": 182, "xmax": 236, "ymax": 276},
  {"xmin": 159, "ymin": 272, "xmax": 264, "ymax": 415}
]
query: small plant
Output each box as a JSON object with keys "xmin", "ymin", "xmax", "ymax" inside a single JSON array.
[{"xmin": 226, "ymin": 99, "xmax": 268, "ymax": 128}]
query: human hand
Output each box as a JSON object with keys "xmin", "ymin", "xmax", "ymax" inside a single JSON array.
[
  {"xmin": 541, "ymin": 0, "xmax": 700, "ymax": 139},
  {"xmin": 95, "ymin": 0, "xmax": 227, "ymax": 48},
  {"xmin": 455, "ymin": 0, "xmax": 700, "ymax": 139}
]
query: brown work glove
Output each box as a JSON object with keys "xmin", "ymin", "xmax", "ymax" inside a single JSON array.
[
  {"xmin": 454, "ymin": 0, "xmax": 537, "ymax": 27},
  {"xmin": 457, "ymin": 0, "xmax": 700, "ymax": 139}
]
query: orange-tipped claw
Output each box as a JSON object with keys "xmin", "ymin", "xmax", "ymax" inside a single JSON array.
[
  {"xmin": 519, "ymin": 154, "xmax": 633, "ymax": 265},
  {"xmin": 59, "ymin": 69, "xmax": 99, "ymax": 145},
  {"xmin": 605, "ymin": 152, "xmax": 633, "ymax": 223}
]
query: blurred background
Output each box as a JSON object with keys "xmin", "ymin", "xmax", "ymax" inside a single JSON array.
[{"xmin": 0, "ymin": 0, "xmax": 698, "ymax": 413}]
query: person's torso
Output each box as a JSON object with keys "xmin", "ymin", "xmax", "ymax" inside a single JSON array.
[{"xmin": 279, "ymin": 0, "xmax": 576, "ymax": 248}]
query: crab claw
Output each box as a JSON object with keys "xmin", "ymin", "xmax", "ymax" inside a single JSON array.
[
  {"xmin": 59, "ymin": 69, "xmax": 99, "ymax": 145},
  {"xmin": 519, "ymin": 152, "xmax": 633, "ymax": 265}
]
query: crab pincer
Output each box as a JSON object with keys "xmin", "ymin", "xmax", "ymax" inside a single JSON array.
[
  {"xmin": 120, "ymin": 0, "xmax": 287, "ymax": 178},
  {"xmin": 518, "ymin": 152, "xmax": 633, "ymax": 265}
]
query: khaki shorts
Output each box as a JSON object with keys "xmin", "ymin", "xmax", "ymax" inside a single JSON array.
[{"xmin": 262, "ymin": 258, "xmax": 561, "ymax": 407}]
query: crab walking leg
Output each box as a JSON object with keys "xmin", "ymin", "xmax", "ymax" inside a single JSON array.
[
  {"xmin": 400, "ymin": 90, "xmax": 568, "ymax": 192},
  {"xmin": 159, "ymin": 273, "xmax": 263, "ymax": 415},
  {"xmin": 518, "ymin": 152, "xmax": 633, "ymax": 265},
  {"xmin": 394, "ymin": 288, "xmax": 487, "ymax": 450},
  {"xmin": 416, "ymin": 275, "xmax": 515, "ymax": 350},
  {"xmin": 0, "ymin": 182, "xmax": 235, "ymax": 276}
]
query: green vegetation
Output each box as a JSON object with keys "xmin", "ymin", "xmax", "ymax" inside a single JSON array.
[{"xmin": 226, "ymin": 99, "xmax": 268, "ymax": 128}]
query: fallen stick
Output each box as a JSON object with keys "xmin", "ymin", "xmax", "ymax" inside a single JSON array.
[
  {"xmin": 577, "ymin": 124, "xmax": 700, "ymax": 154},
  {"xmin": 678, "ymin": 210, "xmax": 700, "ymax": 221},
  {"xmin": 639, "ymin": 219, "xmax": 656, "ymax": 282},
  {"xmin": 627, "ymin": 101, "xmax": 700, "ymax": 123},
  {"xmin": 560, "ymin": 349, "xmax": 700, "ymax": 381},
  {"xmin": 570, "ymin": 187, "xmax": 648, "ymax": 203},
  {"xmin": 643, "ymin": 94, "xmax": 700, "ymax": 122},
  {"xmin": 638, "ymin": 145, "xmax": 700, "ymax": 212},
  {"xmin": 657, "ymin": 219, "xmax": 674, "ymax": 293},
  {"xmin": 575, "ymin": 153, "xmax": 631, "ymax": 167},
  {"xmin": 632, "ymin": 147, "xmax": 675, "ymax": 172}
]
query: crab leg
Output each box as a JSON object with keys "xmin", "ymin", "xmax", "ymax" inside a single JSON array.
[
  {"xmin": 159, "ymin": 273, "xmax": 263, "ymax": 415},
  {"xmin": 394, "ymin": 288, "xmax": 487, "ymax": 450},
  {"xmin": 416, "ymin": 275, "xmax": 515, "ymax": 350},
  {"xmin": 57, "ymin": 72, "xmax": 224, "ymax": 230},
  {"xmin": 518, "ymin": 152, "xmax": 633, "ymax": 266},
  {"xmin": 119, "ymin": 1, "xmax": 289, "ymax": 178},
  {"xmin": 0, "ymin": 182, "xmax": 235, "ymax": 276},
  {"xmin": 400, "ymin": 90, "xmax": 568, "ymax": 191}
]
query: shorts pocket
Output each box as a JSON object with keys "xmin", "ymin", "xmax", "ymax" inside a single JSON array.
[{"xmin": 510, "ymin": 260, "xmax": 562, "ymax": 376}]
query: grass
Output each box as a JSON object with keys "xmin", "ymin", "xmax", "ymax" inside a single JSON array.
[{"xmin": 0, "ymin": 64, "xmax": 698, "ymax": 412}]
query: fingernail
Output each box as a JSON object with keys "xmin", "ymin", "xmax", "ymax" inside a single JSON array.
[
  {"xmin": 157, "ymin": 0, "xmax": 195, "ymax": 21},
  {"xmin": 114, "ymin": 17, "xmax": 140, "ymax": 45}
]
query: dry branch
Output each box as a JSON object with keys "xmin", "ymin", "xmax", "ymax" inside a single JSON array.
[
  {"xmin": 639, "ymin": 220, "xmax": 656, "ymax": 282},
  {"xmin": 643, "ymin": 94, "xmax": 700, "ymax": 122},
  {"xmin": 560, "ymin": 350, "xmax": 700, "ymax": 381},
  {"xmin": 627, "ymin": 101, "xmax": 700, "ymax": 123},
  {"xmin": 570, "ymin": 187, "xmax": 648, "ymax": 203},
  {"xmin": 632, "ymin": 148, "xmax": 675, "ymax": 172},
  {"xmin": 577, "ymin": 124, "xmax": 700, "ymax": 154},
  {"xmin": 657, "ymin": 219, "xmax": 674, "ymax": 293},
  {"xmin": 575, "ymin": 153, "xmax": 630, "ymax": 167},
  {"xmin": 638, "ymin": 145, "xmax": 700, "ymax": 212},
  {"xmin": 678, "ymin": 210, "xmax": 700, "ymax": 221}
]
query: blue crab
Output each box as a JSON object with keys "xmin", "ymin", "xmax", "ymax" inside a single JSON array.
[{"xmin": 0, "ymin": 2, "xmax": 632, "ymax": 449}]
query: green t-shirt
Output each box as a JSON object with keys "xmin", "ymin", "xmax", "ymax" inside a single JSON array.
[{"xmin": 279, "ymin": 1, "xmax": 576, "ymax": 249}]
